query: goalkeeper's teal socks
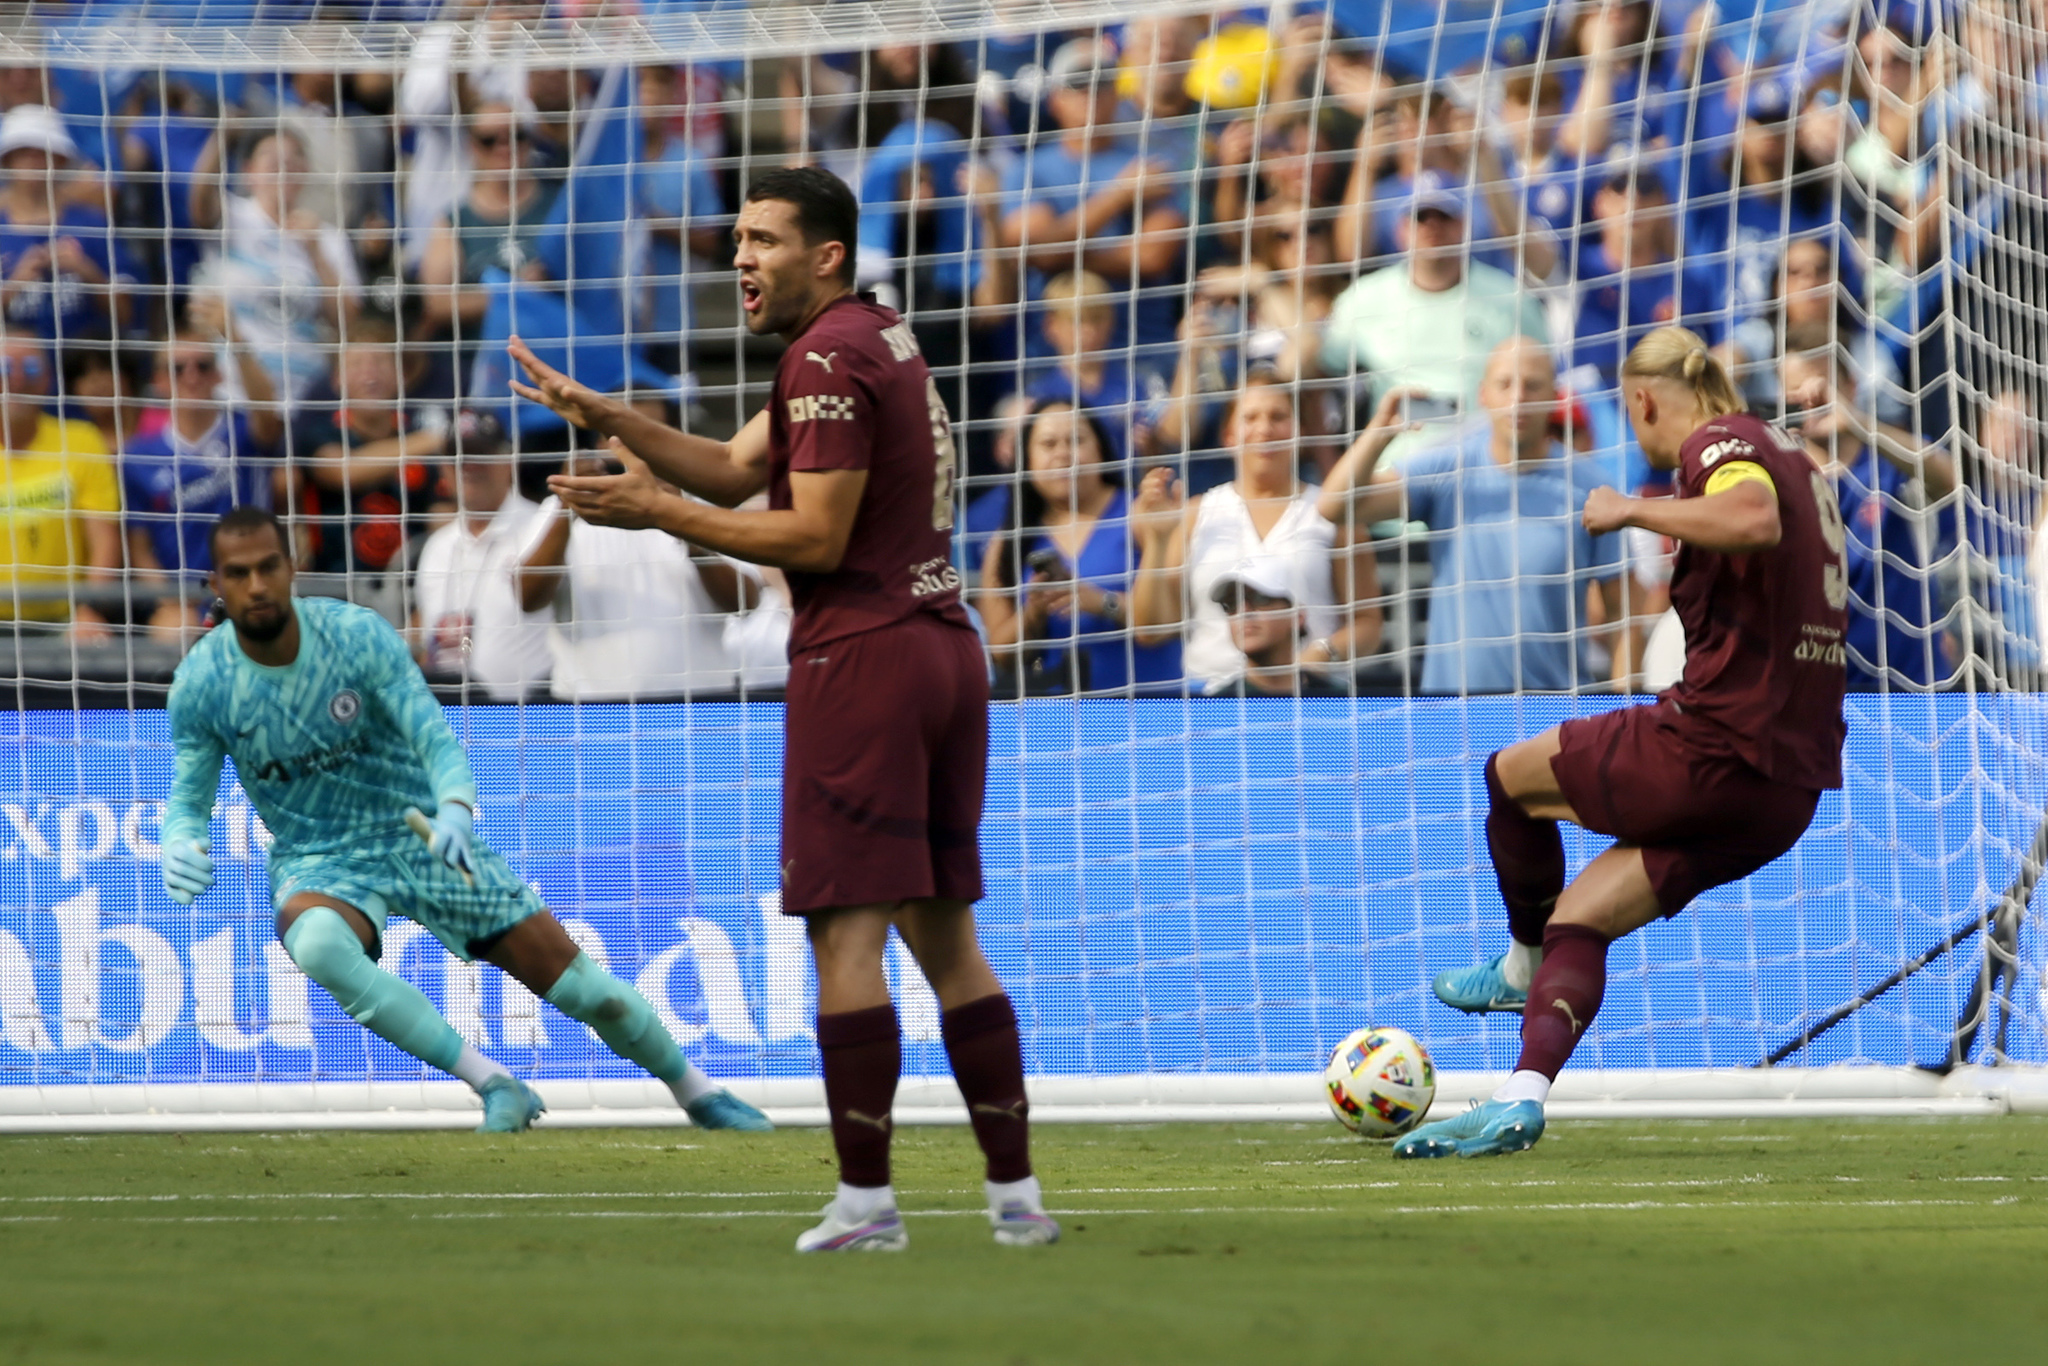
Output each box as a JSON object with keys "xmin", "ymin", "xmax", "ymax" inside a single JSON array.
[
  {"xmin": 283, "ymin": 907, "xmax": 508, "ymax": 1090},
  {"xmin": 544, "ymin": 952, "xmax": 718, "ymax": 1104}
]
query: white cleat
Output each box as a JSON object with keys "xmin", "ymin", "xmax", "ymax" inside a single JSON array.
[
  {"xmin": 795, "ymin": 1199, "xmax": 909, "ymax": 1253},
  {"xmin": 986, "ymin": 1176, "xmax": 1059, "ymax": 1246},
  {"xmin": 991, "ymin": 1199, "xmax": 1060, "ymax": 1246}
]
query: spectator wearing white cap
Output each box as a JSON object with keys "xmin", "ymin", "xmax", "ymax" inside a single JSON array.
[
  {"xmin": 514, "ymin": 448, "xmax": 765, "ymax": 701},
  {"xmin": 1206, "ymin": 557, "xmax": 1351, "ymax": 698},
  {"xmin": 1320, "ymin": 168, "xmax": 1550, "ymax": 466},
  {"xmin": 0, "ymin": 104, "xmax": 137, "ymax": 341},
  {"xmin": 410, "ymin": 411, "xmax": 552, "ymax": 702},
  {"xmin": 1131, "ymin": 370, "xmax": 1385, "ymax": 692}
]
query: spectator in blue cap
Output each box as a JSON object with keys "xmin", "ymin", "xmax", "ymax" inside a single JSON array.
[
  {"xmin": 1566, "ymin": 160, "xmax": 1722, "ymax": 391},
  {"xmin": 1683, "ymin": 68, "xmax": 1850, "ymax": 330},
  {"xmin": 1322, "ymin": 168, "xmax": 1551, "ymax": 464}
]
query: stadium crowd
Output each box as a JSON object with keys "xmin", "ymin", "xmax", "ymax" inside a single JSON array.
[{"xmin": 0, "ymin": 0, "xmax": 2044, "ymax": 699}]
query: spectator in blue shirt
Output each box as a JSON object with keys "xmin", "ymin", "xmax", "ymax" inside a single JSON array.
[
  {"xmin": 1319, "ymin": 337, "xmax": 1625, "ymax": 693},
  {"xmin": 976, "ymin": 400, "xmax": 1181, "ymax": 696},
  {"xmin": 0, "ymin": 105, "xmax": 136, "ymax": 341},
  {"xmin": 1683, "ymin": 72, "xmax": 1849, "ymax": 330},
  {"xmin": 1011, "ymin": 269, "xmax": 1161, "ymax": 468},
  {"xmin": 634, "ymin": 63, "xmax": 726, "ymax": 380},
  {"xmin": 1783, "ymin": 347, "xmax": 1956, "ymax": 691},
  {"xmin": 999, "ymin": 37, "xmax": 1193, "ymax": 379},
  {"xmin": 121, "ymin": 304, "xmax": 284, "ymax": 635},
  {"xmin": 1567, "ymin": 166, "xmax": 1723, "ymax": 390}
]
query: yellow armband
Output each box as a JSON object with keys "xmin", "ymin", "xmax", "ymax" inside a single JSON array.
[{"xmin": 1703, "ymin": 460, "xmax": 1776, "ymax": 498}]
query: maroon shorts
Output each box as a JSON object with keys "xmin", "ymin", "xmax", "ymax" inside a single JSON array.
[
  {"xmin": 779, "ymin": 612, "xmax": 988, "ymax": 915},
  {"xmin": 1549, "ymin": 700, "xmax": 1822, "ymax": 918}
]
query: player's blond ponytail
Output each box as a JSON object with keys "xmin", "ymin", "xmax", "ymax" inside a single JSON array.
[{"xmin": 1622, "ymin": 326, "xmax": 1746, "ymax": 419}]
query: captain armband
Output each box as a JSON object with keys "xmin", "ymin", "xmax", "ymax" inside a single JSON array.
[{"xmin": 1702, "ymin": 461, "xmax": 1776, "ymax": 499}]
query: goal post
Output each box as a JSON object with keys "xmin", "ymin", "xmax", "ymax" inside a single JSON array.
[{"xmin": 0, "ymin": 1, "xmax": 2044, "ymax": 1130}]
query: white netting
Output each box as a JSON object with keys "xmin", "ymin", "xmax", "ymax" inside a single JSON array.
[{"xmin": 1, "ymin": 0, "xmax": 2046, "ymax": 1123}]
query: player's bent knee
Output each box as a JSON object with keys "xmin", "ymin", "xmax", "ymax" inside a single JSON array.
[{"xmin": 282, "ymin": 906, "xmax": 376, "ymax": 993}]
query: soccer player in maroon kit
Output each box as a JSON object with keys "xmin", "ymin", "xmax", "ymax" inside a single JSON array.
[
  {"xmin": 505, "ymin": 168, "xmax": 1055, "ymax": 1249},
  {"xmin": 1400, "ymin": 327, "xmax": 1849, "ymax": 1158}
]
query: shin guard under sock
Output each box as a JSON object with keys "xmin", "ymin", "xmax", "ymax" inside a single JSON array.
[
  {"xmin": 284, "ymin": 908, "xmax": 465, "ymax": 1074},
  {"xmin": 543, "ymin": 952, "xmax": 714, "ymax": 1101},
  {"xmin": 817, "ymin": 1004, "xmax": 901, "ymax": 1189},
  {"xmin": 1515, "ymin": 922, "xmax": 1612, "ymax": 1080},
  {"xmin": 941, "ymin": 993, "xmax": 1032, "ymax": 1184},
  {"xmin": 1485, "ymin": 752, "xmax": 1566, "ymax": 947}
]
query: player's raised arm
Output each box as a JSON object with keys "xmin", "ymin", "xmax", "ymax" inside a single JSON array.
[
  {"xmin": 1582, "ymin": 476, "xmax": 1782, "ymax": 554},
  {"xmin": 162, "ymin": 675, "xmax": 223, "ymax": 905},
  {"xmin": 506, "ymin": 336, "xmax": 769, "ymax": 508}
]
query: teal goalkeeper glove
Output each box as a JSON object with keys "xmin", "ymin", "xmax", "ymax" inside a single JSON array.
[
  {"xmin": 162, "ymin": 837, "xmax": 215, "ymax": 906},
  {"xmin": 405, "ymin": 801, "xmax": 475, "ymax": 878}
]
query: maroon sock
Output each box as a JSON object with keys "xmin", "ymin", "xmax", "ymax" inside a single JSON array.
[
  {"xmin": 1486, "ymin": 752, "xmax": 1565, "ymax": 947},
  {"xmin": 817, "ymin": 1004, "xmax": 900, "ymax": 1189},
  {"xmin": 1515, "ymin": 922, "xmax": 1611, "ymax": 1080},
  {"xmin": 941, "ymin": 993, "xmax": 1032, "ymax": 1183}
]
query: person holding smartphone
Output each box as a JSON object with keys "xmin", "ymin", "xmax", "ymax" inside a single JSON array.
[
  {"xmin": 1320, "ymin": 337, "xmax": 1627, "ymax": 693},
  {"xmin": 977, "ymin": 400, "xmax": 1182, "ymax": 696}
]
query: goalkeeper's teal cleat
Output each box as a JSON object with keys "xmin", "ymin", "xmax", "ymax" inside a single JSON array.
[
  {"xmin": 685, "ymin": 1089, "xmax": 774, "ymax": 1132},
  {"xmin": 476, "ymin": 1075, "xmax": 546, "ymax": 1134},
  {"xmin": 1392, "ymin": 1098, "xmax": 1545, "ymax": 1160},
  {"xmin": 1432, "ymin": 953, "xmax": 1529, "ymax": 1015}
]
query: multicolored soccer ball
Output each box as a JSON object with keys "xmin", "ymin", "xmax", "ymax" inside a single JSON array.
[{"xmin": 1323, "ymin": 1026, "xmax": 1436, "ymax": 1138}]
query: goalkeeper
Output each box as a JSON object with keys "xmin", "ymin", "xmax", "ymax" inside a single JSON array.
[{"xmin": 162, "ymin": 507, "xmax": 771, "ymax": 1135}]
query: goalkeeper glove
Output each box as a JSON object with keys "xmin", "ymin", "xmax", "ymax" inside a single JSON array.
[
  {"xmin": 407, "ymin": 801, "xmax": 475, "ymax": 878},
  {"xmin": 162, "ymin": 837, "xmax": 215, "ymax": 906}
]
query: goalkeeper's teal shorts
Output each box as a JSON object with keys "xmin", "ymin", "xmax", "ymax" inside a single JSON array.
[{"xmin": 269, "ymin": 838, "xmax": 545, "ymax": 961}]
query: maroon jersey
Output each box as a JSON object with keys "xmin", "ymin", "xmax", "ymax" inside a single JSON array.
[
  {"xmin": 1664, "ymin": 411, "xmax": 1848, "ymax": 789},
  {"xmin": 766, "ymin": 295, "xmax": 970, "ymax": 651}
]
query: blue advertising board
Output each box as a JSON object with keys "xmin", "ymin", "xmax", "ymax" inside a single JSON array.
[{"xmin": 1, "ymin": 695, "xmax": 2043, "ymax": 1096}]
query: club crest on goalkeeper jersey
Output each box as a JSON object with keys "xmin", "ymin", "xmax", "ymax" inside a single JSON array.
[{"xmin": 164, "ymin": 595, "xmax": 477, "ymax": 859}]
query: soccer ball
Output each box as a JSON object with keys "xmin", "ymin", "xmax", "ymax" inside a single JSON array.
[{"xmin": 1323, "ymin": 1026, "xmax": 1435, "ymax": 1138}]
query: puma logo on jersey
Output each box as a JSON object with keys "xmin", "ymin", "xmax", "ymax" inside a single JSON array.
[
  {"xmin": 787, "ymin": 394, "xmax": 855, "ymax": 423},
  {"xmin": 1698, "ymin": 438, "xmax": 1754, "ymax": 468},
  {"xmin": 845, "ymin": 1109, "xmax": 893, "ymax": 1134},
  {"xmin": 805, "ymin": 350, "xmax": 838, "ymax": 373},
  {"xmin": 1552, "ymin": 998, "xmax": 1584, "ymax": 1034}
]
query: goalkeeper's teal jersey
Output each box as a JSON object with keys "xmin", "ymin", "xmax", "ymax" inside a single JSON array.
[{"xmin": 164, "ymin": 595, "xmax": 477, "ymax": 859}]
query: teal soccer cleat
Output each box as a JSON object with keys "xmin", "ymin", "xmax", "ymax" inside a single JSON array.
[
  {"xmin": 1432, "ymin": 953, "xmax": 1529, "ymax": 1015},
  {"xmin": 685, "ymin": 1089, "xmax": 775, "ymax": 1132},
  {"xmin": 476, "ymin": 1075, "xmax": 546, "ymax": 1134},
  {"xmin": 1392, "ymin": 1098, "xmax": 1545, "ymax": 1159}
]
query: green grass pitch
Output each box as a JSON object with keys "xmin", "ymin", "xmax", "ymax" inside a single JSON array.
[{"xmin": 3, "ymin": 1117, "xmax": 2046, "ymax": 1364}]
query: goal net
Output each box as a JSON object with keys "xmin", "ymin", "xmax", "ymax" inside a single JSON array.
[{"xmin": 1, "ymin": 0, "xmax": 2046, "ymax": 1128}]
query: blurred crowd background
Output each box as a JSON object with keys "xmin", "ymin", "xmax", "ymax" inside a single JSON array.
[{"xmin": 0, "ymin": 0, "xmax": 2043, "ymax": 705}]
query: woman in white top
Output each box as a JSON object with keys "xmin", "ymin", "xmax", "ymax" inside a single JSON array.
[
  {"xmin": 1131, "ymin": 372, "xmax": 1386, "ymax": 690},
  {"xmin": 189, "ymin": 128, "xmax": 362, "ymax": 404}
]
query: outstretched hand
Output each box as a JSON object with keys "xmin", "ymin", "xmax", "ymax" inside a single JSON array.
[
  {"xmin": 548, "ymin": 436, "xmax": 676, "ymax": 531},
  {"xmin": 507, "ymin": 336, "xmax": 616, "ymax": 431}
]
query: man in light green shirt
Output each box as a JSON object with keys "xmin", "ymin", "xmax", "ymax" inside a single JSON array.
[{"xmin": 1320, "ymin": 170, "xmax": 1552, "ymax": 464}]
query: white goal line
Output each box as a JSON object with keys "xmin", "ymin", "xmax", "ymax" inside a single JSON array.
[{"xmin": 1, "ymin": 1067, "xmax": 2043, "ymax": 1132}]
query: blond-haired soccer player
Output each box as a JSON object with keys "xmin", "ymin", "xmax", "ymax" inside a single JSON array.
[{"xmin": 1402, "ymin": 328, "xmax": 1848, "ymax": 1158}]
